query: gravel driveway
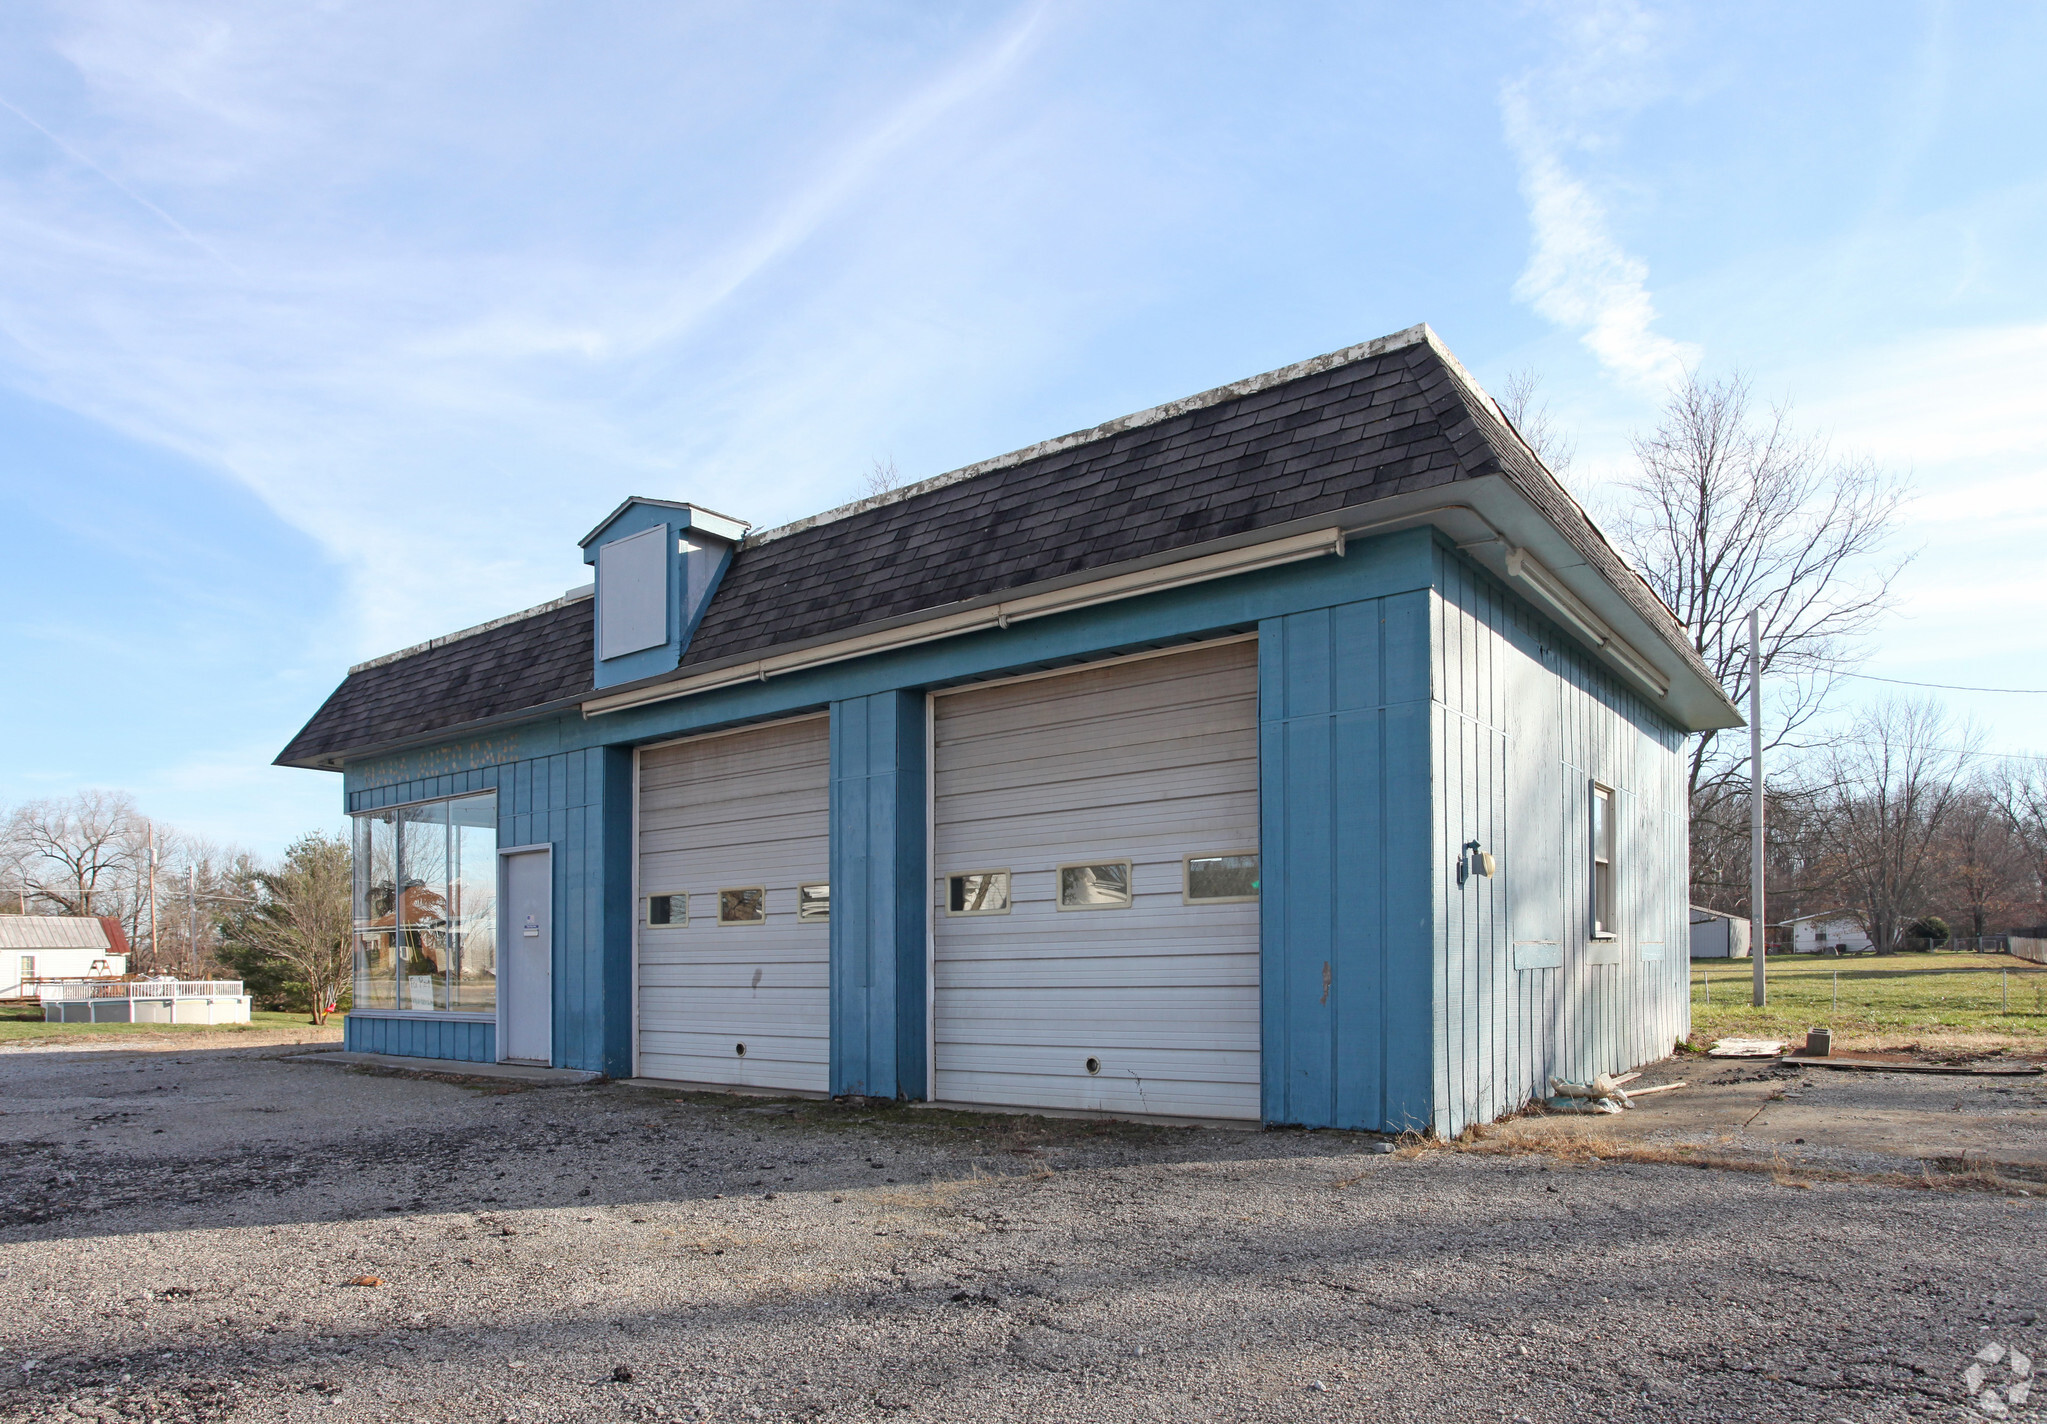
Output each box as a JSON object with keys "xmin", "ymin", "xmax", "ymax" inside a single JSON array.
[{"xmin": 1, "ymin": 1040, "xmax": 2040, "ymax": 1423}]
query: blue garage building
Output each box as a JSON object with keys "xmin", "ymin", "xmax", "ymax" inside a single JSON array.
[{"xmin": 279, "ymin": 324, "xmax": 1738, "ymax": 1137}]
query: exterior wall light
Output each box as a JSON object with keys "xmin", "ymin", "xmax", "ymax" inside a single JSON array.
[{"xmin": 1461, "ymin": 840, "xmax": 1496, "ymax": 881}]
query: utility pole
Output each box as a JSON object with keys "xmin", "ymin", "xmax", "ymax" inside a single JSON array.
[
  {"xmin": 1750, "ymin": 609, "xmax": 1767, "ymax": 1008},
  {"xmin": 146, "ymin": 823, "xmax": 157, "ymax": 973},
  {"xmin": 188, "ymin": 865, "xmax": 199, "ymax": 977}
]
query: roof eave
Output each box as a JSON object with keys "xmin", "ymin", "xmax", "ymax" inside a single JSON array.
[
  {"xmin": 271, "ymin": 689, "xmax": 593, "ymax": 773},
  {"xmin": 581, "ymin": 476, "xmax": 1740, "ymax": 733}
]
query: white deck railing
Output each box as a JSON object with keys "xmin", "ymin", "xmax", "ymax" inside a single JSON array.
[{"xmin": 37, "ymin": 979, "xmax": 245, "ymax": 1002}]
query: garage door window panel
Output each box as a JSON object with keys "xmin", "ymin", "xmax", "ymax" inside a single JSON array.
[
  {"xmin": 1056, "ymin": 861, "xmax": 1132, "ymax": 910},
  {"xmin": 645, "ymin": 893, "xmax": 687, "ymax": 927},
  {"xmin": 718, "ymin": 888, "xmax": 767, "ymax": 925},
  {"xmin": 1184, "ymin": 852, "xmax": 1260, "ymax": 904},
  {"xmin": 798, "ymin": 884, "xmax": 829, "ymax": 922},
  {"xmin": 947, "ymin": 871, "xmax": 1012, "ymax": 915}
]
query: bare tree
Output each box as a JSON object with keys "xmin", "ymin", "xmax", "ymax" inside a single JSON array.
[
  {"xmin": 1933, "ymin": 784, "xmax": 2033, "ymax": 939},
  {"xmin": 4, "ymin": 790, "xmax": 143, "ymax": 917},
  {"xmin": 0, "ymin": 795, "xmax": 259, "ymax": 972},
  {"xmin": 1497, "ymin": 368, "xmax": 1576, "ymax": 478},
  {"xmin": 1817, "ymin": 699, "xmax": 1978, "ymax": 951},
  {"xmin": 220, "ymin": 833, "xmax": 352, "ymax": 1024},
  {"xmin": 1988, "ymin": 756, "xmax": 2047, "ymax": 928},
  {"xmin": 142, "ymin": 841, "xmax": 261, "ymax": 976},
  {"xmin": 1606, "ymin": 371, "xmax": 1910, "ymax": 900}
]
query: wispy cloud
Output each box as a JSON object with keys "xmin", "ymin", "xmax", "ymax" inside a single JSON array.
[
  {"xmin": 0, "ymin": 3, "xmax": 1054, "ymax": 657},
  {"xmin": 0, "ymin": 91, "xmax": 239, "ymax": 270},
  {"xmin": 1499, "ymin": 4, "xmax": 1696, "ymax": 390}
]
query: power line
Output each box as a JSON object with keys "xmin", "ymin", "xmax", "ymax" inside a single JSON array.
[
  {"xmin": 1794, "ymin": 737, "xmax": 2041, "ymax": 763},
  {"xmin": 1837, "ymin": 671, "xmax": 2047, "ymax": 695}
]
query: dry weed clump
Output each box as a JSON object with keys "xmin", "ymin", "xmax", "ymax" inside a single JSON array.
[{"xmin": 1450, "ymin": 1121, "xmax": 2037, "ymax": 1194}]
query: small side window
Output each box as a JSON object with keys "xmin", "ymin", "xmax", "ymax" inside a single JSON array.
[
  {"xmin": 1591, "ymin": 784, "xmax": 1616, "ymax": 938},
  {"xmin": 646, "ymin": 893, "xmax": 686, "ymax": 927},
  {"xmin": 798, "ymin": 883, "xmax": 830, "ymax": 923},
  {"xmin": 1057, "ymin": 861, "xmax": 1132, "ymax": 910},
  {"xmin": 946, "ymin": 871, "xmax": 1011, "ymax": 915},
  {"xmin": 718, "ymin": 887, "xmax": 766, "ymax": 926},
  {"xmin": 1184, "ymin": 852, "xmax": 1259, "ymax": 904}
]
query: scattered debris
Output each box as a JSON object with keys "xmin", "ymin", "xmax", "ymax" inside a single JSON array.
[
  {"xmin": 1552, "ymin": 1073, "xmax": 1636, "ymax": 1104},
  {"xmin": 610, "ymin": 1365, "xmax": 634, "ymax": 1383},
  {"xmin": 1617, "ymin": 1080, "xmax": 1686, "ymax": 1099},
  {"xmin": 1709, "ymin": 1039, "xmax": 1786, "ymax": 1058},
  {"xmin": 1545, "ymin": 1096, "xmax": 1624, "ymax": 1115},
  {"xmin": 344, "ymin": 1275, "xmax": 381, "ymax": 1288},
  {"xmin": 1546, "ymin": 1073, "xmax": 1683, "ymax": 1113}
]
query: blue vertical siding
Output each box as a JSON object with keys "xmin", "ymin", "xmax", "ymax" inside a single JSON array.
[
  {"xmin": 1259, "ymin": 592, "xmax": 1434, "ymax": 1132},
  {"xmin": 341, "ymin": 743, "xmax": 633, "ymax": 1075},
  {"xmin": 323, "ymin": 526, "xmax": 1693, "ymax": 1129},
  {"xmin": 828, "ymin": 691, "xmax": 929, "ymax": 1099},
  {"xmin": 345, "ymin": 1014, "xmax": 496, "ymax": 1062},
  {"xmin": 1429, "ymin": 544, "xmax": 1689, "ymax": 1136}
]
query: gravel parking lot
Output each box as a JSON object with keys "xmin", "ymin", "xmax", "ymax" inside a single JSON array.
[{"xmin": 1, "ymin": 1040, "xmax": 2041, "ymax": 1423}]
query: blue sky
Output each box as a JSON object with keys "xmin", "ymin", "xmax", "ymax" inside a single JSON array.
[{"xmin": 2, "ymin": 1, "xmax": 2042, "ymax": 856}]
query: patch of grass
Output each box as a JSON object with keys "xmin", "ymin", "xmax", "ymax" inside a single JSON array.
[
  {"xmin": 0, "ymin": 1005, "xmax": 334, "ymax": 1043},
  {"xmin": 1691, "ymin": 950, "xmax": 2047, "ymax": 1047}
]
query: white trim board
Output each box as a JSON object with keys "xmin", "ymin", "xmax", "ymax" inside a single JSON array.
[
  {"xmin": 926, "ymin": 632, "xmax": 1258, "ymax": 701},
  {"xmin": 634, "ymin": 710, "xmax": 829, "ymax": 756}
]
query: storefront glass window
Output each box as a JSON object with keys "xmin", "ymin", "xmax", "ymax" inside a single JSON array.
[{"xmin": 352, "ymin": 792, "xmax": 496, "ymax": 1014}]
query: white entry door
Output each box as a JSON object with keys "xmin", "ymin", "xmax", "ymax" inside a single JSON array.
[
  {"xmin": 636, "ymin": 715, "xmax": 831, "ymax": 1091},
  {"xmin": 931, "ymin": 638, "xmax": 1262, "ymax": 1119},
  {"xmin": 499, "ymin": 845, "xmax": 553, "ymax": 1064}
]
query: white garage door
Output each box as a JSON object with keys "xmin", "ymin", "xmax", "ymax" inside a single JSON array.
[
  {"xmin": 932, "ymin": 637, "xmax": 1261, "ymax": 1120},
  {"xmin": 636, "ymin": 715, "xmax": 830, "ymax": 1091}
]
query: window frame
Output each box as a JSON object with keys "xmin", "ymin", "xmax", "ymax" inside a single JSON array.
[
  {"xmin": 1054, "ymin": 859, "xmax": 1134, "ymax": 912},
  {"xmin": 717, "ymin": 887, "xmax": 767, "ymax": 927},
  {"xmin": 797, "ymin": 883, "xmax": 830, "ymax": 923},
  {"xmin": 1182, "ymin": 850, "xmax": 1261, "ymax": 905},
  {"xmin": 350, "ymin": 789, "xmax": 498, "ymax": 1018},
  {"xmin": 644, "ymin": 892, "xmax": 688, "ymax": 928},
  {"xmin": 944, "ymin": 869, "xmax": 1012, "ymax": 917},
  {"xmin": 1590, "ymin": 782, "xmax": 1617, "ymax": 940}
]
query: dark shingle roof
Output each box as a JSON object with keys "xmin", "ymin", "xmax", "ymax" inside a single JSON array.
[
  {"xmin": 276, "ymin": 595, "xmax": 591, "ymax": 768},
  {"xmin": 277, "ymin": 327, "xmax": 1715, "ymax": 769}
]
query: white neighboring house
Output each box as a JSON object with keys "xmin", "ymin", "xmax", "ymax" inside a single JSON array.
[
  {"xmin": 0, "ymin": 917, "xmax": 129, "ymax": 996},
  {"xmin": 1783, "ymin": 912, "xmax": 1875, "ymax": 955},
  {"xmin": 1689, "ymin": 906, "xmax": 1752, "ymax": 959}
]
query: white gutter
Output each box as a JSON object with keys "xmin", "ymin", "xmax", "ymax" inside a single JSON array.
[
  {"xmin": 582, "ymin": 527, "xmax": 1347, "ymax": 717},
  {"xmin": 1503, "ymin": 548, "xmax": 1671, "ymax": 698}
]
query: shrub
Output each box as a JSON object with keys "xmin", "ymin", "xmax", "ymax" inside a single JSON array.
[{"xmin": 1906, "ymin": 916, "xmax": 1951, "ymax": 948}]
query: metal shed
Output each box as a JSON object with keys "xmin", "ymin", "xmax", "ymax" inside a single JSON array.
[{"xmin": 1689, "ymin": 907, "xmax": 1752, "ymax": 959}]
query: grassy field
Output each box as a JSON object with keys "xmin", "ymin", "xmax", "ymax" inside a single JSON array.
[
  {"xmin": 0, "ymin": 1004, "xmax": 333, "ymax": 1044},
  {"xmin": 1690, "ymin": 950, "xmax": 2047, "ymax": 1049}
]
